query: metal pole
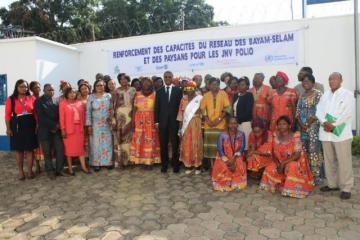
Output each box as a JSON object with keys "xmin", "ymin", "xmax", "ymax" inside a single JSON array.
[
  {"xmin": 302, "ymin": 0, "xmax": 306, "ymax": 18},
  {"xmin": 291, "ymin": 0, "xmax": 294, "ymax": 20},
  {"xmin": 354, "ymin": 0, "xmax": 360, "ymax": 134}
]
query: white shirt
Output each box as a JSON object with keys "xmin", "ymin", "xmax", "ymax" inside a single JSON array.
[
  {"xmin": 165, "ymin": 84, "xmax": 174, "ymax": 102},
  {"xmin": 316, "ymin": 87, "xmax": 354, "ymax": 142}
]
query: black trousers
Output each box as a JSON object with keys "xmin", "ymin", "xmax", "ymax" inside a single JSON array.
[
  {"xmin": 159, "ymin": 124, "xmax": 180, "ymax": 171},
  {"xmin": 40, "ymin": 131, "xmax": 65, "ymax": 174}
]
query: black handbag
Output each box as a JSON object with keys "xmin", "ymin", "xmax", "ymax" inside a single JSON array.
[{"xmin": 9, "ymin": 96, "xmax": 18, "ymax": 133}]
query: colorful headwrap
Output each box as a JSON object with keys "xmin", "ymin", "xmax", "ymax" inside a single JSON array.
[
  {"xmin": 275, "ymin": 71, "xmax": 289, "ymax": 84},
  {"xmin": 184, "ymin": 81, "xmax": 197, "ymax": 92}
]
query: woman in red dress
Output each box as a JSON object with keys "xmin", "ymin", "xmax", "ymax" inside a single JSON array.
[
  {"xmin": 212, "ymin": 117, "xmax": 247, "ymax": 192},
  {"xmin": 246, "ymin": 119, "xmax": 273, "ymax": 178},
  {"xmin": 260, "ymin": 115, "xmax": 314, "ymax": 198},
  {"xmin": 269, "ymin": 71, "xmax": 298, "ymax": 131},
  {"xmin": 60, "ymin": 88, "xmax": 90, "ymax": 175}
]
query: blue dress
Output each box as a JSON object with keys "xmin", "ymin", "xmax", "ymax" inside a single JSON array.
[{"xmin": 86, "ymin": 93, "xmax": 113, "ymax": 166}]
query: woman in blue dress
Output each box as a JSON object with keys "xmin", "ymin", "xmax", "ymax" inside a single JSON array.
[{"xmin": 86, "ymin": 78, "xmax": 113, "ymax": 171}]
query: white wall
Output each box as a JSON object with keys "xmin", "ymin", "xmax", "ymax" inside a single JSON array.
[
  {"xmin": 36, "ymin": 40, "xmax": 79, "ymax": 91},
  {"xmin": 74, "ymin": 14, "xmax": 358, "ymax": 92},
  {"xmin": 0, "ymin": 39, "xmax": 37, "ymax": 135},
  {"xmin": 0, "ymin": 37, "xmax": 79, "ymax": 136}
]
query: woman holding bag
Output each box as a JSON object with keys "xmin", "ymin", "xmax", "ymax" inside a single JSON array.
[{"xmin": 5, "ymin": 79, "xmax": 38, "ymax": 180}]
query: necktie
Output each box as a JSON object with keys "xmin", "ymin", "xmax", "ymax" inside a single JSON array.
[{"xmin": 166, "ymin": 86, "xmax": 170, "ymax": 102}]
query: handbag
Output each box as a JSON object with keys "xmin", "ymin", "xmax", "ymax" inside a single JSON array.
[{"xmin": 9, "ymin": 96, "xmax": 18, "ymax": 133}]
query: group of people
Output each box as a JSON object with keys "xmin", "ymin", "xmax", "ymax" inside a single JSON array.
[{"xmin": 5, "ymin": 67, "xmax": 355, "ymax": 199}]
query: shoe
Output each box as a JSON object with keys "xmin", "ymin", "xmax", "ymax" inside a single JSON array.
[
  {"xmin": 195, "ymin": 170, "xmax": 201, "ymax": 175},
  {"xmin": 47, "ymin": 173, "xmax": 56, "ymax": 180},
  {"xmin": 107, "ymin": 166, "xmax": 114, "ymax": 170},
  {"xmin": 185, "ymin": 170, "xmax": 192, "ymax": 174},
  {"xmin": 27, "ymin": 174, "xmax": 35, "ymax": 179},
  {"xmin": 340, "ymin": 191, "xmax": 351, "ymax": 200},
  {"xmin": 18, "ymin": 176, "xmax": 25, "ymax": 181},
  {"xmin": 69, "ymin": 172, "xmax": 75, "ymax": 176},
  {"xmin": 55, "ymin": 172, "xmax": 69, "ymax": 177},
  {"xmin": 82, "ymin": 170, "xmax": 91, "ymax": 174},
  {"xmin": 161, "ymin": 167, "xmax": 167, "ymax": 173},
  {"xmin": 320, "ymin": 186, "xmax": 340, "ymax": 192},
  {"xmin": 173, "ymin": 168, "xmax": 180, "ymax": 173},
  {"xmin": 93, "ymin": 167, "xmax": 100, "ymax": 172}
]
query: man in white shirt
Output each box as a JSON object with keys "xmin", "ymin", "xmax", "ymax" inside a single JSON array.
[{"xmin": 316, "ymin": 72, "xmax": 354, "ymax": 199}]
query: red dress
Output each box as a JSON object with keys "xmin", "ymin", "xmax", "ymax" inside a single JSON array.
[
  {"xmin": 246, "ymin": 131, "xmax": 273, "ymax": 172},
  {"xmin": 269, "ymin": 88, "xmax": 298, "ymax": 131},
  {"xmin": 59, "ymin": 100, "xmax": 85, "ymax": 157},
  {"xmin": 260, "ymin": 132, "xmax": 314, "ymax": 198},
  {"xmin": 249, "ymin": 85, "xmax": 272, "ymax": 126},
  {"xmin": 212, "ymin": 130, "xmax": 247, "ymax": 192}
]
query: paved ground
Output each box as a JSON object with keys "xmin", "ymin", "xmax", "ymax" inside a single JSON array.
[{"xmin": 1, "ymin": 153, "xmax": 360, "ymax": 240}]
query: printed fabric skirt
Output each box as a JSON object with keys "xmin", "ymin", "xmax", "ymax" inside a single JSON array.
[
  {"xmin": 259, "ymin": 154, "xmax": 314, "ymax": 198},
  {"xmin": 203, "ymin": 128, "xmax": 222, "ymax": 159},
  {"xmin": 180, "ymin": 116, "xmax": 203, "ymax": 168},
  {"xmin": 212, "ymin": 155, "xmax": 247, "ymax": 192}
]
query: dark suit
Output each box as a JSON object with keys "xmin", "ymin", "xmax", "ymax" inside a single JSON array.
[
  {"xmin": 155, "ymin": 85, "xmax": 183, "ymax": 172},
  {"xmin": 35, "ymin": 95, "xmax": 64, "ymax": 174}
]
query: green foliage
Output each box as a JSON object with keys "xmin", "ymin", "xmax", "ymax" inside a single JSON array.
[
  {"xmin": 352, "ymin": 135, "xmax": 360, "ymax": 156},
  {"xmin": 0, "ymin": 0, "xmax": 227, "ymax": 44}
]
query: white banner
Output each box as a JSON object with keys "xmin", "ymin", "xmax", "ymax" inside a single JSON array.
[{"xmin": 108, "ymin": 30, "xmax": 299, "ymax": 76}]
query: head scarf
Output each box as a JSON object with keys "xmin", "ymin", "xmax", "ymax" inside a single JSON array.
[
  {"xmin": 275, "ymin": 71, "xmax": 289, "ymax": 85},
  {"xmin": 183, "ymin": 81, "xmax": 197, "ymax": 92}
]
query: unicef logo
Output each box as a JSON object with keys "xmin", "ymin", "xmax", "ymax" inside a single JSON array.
[{"xmin": 265, "ymin": 55, "xmax": 274, "ymax": 62}]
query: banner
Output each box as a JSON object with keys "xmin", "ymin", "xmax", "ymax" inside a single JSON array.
[
  {"xmin": 307, "ymin": 0, "xmax": 348, "ymax": 4},
  {"xmin": 108, "ymin": 30, "xmax": 299, "ymax": 76}
]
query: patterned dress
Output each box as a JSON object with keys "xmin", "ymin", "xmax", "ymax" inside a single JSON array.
[
  {"xmin": 269, "ymin": 88, "xmax": 298, "ymax": 131},
  {"xmin": 177, "ymin": 95, "xmax": 203, "ymax": 168},
  {"xmin": 247, "ymin": 131, "xmax": 273, "ymax": 172},
  {"xmin": 111, "ymin": 87, "xmax": 136, "ymax": 167},
  {"xmin": 130, "ymin": 92, "xmax": 160, "ymax": 165},
  {"xmin": 86, "ymin": 93, "xmax": 113, "ymax": 167},
  {"xmin": 249, "ymin": 85, "xmax": 272, "ymax": 127},
  {"xmin": 200, "ymin": 90, "xmax": 231, "ymax": 159},
  {"xmin": 212, "ymin": 130, "xmax": 247, "ymax": 192},
  {"xmin": 296, "ymin": 89, "xmax": 323, "ymax": 182},
  {"xmin": 260, "ymin": 132, "xmax": 314, "ymax": 198}
]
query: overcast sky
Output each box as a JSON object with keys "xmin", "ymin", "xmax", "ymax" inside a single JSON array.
[{"xmin": 0, "ymin": 0, "xmax": 355, "ymax": 25}]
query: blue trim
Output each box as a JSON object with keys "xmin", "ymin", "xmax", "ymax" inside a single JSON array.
[{"xmin": 0, "ymin": 135, "xmax": 10, "ymax": 151}]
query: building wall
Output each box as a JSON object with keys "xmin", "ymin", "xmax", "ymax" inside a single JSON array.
[
  {"xmin": 0, "ymin": 38, "xmax": 79, "ymax": 150},
  {"xmin": 36, "ymin": 40, "xmax": 80, "ymax": 90},
  {"xmin": 75, "ymin": 14, "xmax": 358, "ymax": 92}
]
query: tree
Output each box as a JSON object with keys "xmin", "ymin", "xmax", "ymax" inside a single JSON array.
[{"xmin": 0, "ymin": 0, "xmax": 227, "ymax": 43}]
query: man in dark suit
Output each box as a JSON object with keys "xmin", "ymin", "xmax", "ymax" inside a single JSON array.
[
  {"xmin": 155, "ymin": 71, "xmax": 183, "ymax": 173},
  {"xmin": 35, "ymin": 84, "xmax": 65, "ymax": 179}
]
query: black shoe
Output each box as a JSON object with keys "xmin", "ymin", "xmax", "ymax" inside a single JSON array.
[
  {"xmin": 173, "ymin": 168, "xmax": 180, "ymax": 173},
  {"xmin": 55, "ymin": 172, "xmax": 69, "ymax": 177},
  {"xmin": 93, "ymin": 167, "xmax": 100, "ymax": 172},
  {"xmin": 320, "ymin": 186, "xmax": 340, "ymax": 192},
  {"xmin": 340, "ymin": 191, "xmax": 351, "ymax": 200},
  {"xmin": 106, "ymin": 166, "xmax": 114, "ymax": 170},
  {"xmin": 18, "ymin": 176, "xmax": 25, "ymax": 181},
  {"xmin": 47, "ymin": 173, "xmax": 56, "ymax": 180},
  {"xmin": 161, "ymin": 167, "xmax": 168, "ymax": 173}
]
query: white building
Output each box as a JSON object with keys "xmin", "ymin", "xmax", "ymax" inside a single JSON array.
[{"xmin": 0, "ymin": 14, "xmax": 358, "ymax": 150}]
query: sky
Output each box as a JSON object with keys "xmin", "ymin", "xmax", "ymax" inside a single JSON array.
[{"xmin": 0, "ymin": 0, "xmax": 356, "ymax": 25}]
